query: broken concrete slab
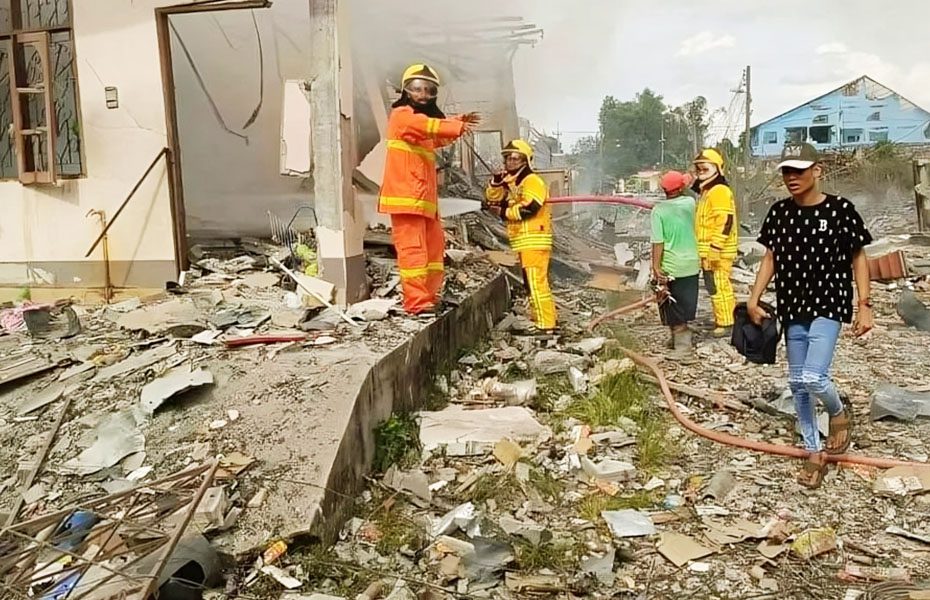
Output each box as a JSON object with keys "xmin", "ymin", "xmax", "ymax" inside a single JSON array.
[
  {"xmin": 60, "ymin": 410, "xmax": 145, "ymax": 476},
  {"xmin": 581, "ymin": 548, "xmax": 616, "ymax": 585},
  {"xmin": 139, "ymin": 366, "xmax": 214, "ymax": 416},
  {"xmin": 870, "ymin": 384, "xmax": 930, "ymax": 421},
  {"xmin": 499, "ymin": 515, "xmax": 550, "ymax": 546},
  {"xmin": 241, "ymin": 272, "xmax": 280, "ymax": 289},
  {"xmin": 17, "ymin": 381, "xmax": 72, "ymax": 416},
  {"xmin": 568, "ymin": 366, "xmax": 588, "ymax": 394},
  {"xmin": 383, "ymin": 466, "xmax": 431, "ymax": 503},
  {"xmin": 419, "ymin": 405, "xmax": 550, "ymax": 456},
  {"xmin": 602, "ymin": 510, "xmax": 655, "ymax": 538},
  {"xmin": 0, "ymin": 354, "xmax": 59, "ymax": 388},
  {"xmin": 115, "ymin": 299, "xmax": 206, "ymax": 337},
  {"xmin": 93, "ymin": 344, "xmax": 176, "ymax": 383},
  {"xmin": 346, "ymin": 298, "xmax": 396, "ymax": 322},
  {"xmin": 897, "ymin": 290, "xmax": 930, "ymax": 332},
  {"xmin": 292, "ymin": 272, "xmax": 335, "ymax": 308},
  {"xmin": 532, "ymin": 350, "xmax": 589, "ymax": 375},
  {"xmin": 570, "ymin": 337, "xmax": 607, "ymax": 355},
  {"xmin": 874, "ymin": 466, "xmax": 930, "ymax": 496}
]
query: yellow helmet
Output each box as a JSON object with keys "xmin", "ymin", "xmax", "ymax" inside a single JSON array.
[
  {"xmin": 502, "ymin": 139, "xmax": 534, "ymax": 162},
  {"xmin": 402, "ymin": 64, "xmax": 440, "ymax": 87},
  {"xmin": 693, "ymin": 148, "xmax": 724, "ymax": 170}
]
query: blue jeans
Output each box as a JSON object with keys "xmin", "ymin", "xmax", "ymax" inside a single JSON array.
[{"xmin": 786, "ymin": 318, "xmax": 845, "ymax": 452}]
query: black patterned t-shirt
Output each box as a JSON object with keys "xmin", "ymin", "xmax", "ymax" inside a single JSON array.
[{"xmin": 757, "ymin": 194, "xmax": 872, "ymax": 324}]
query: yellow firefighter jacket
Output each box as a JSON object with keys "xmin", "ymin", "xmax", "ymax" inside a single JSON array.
[
  {"xmin": 484, "ymin": 168, "xmax": 552, "ymax": 252},
  {"xmin": 695, "ymin": 178, "xmax": 738, "ymax": 261}
]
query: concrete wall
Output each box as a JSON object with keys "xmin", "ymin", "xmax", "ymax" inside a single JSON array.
[
  {"xmin": 752, "ymin": 77, "xmax": 930, "ymax": 157},
  {"xmin": 169, "ymin": 0, "xmax": 315, "ymax": 238},
  {"xmin": 0, "ymin": 1, "xmax": 182, "ymax": 289}
]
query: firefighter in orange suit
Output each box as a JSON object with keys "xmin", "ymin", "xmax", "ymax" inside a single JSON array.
[
  {"xmin": 378, "ymin": 64, "xmax": 480, "ymax": 314},
  {"xmin": 484, "ymin": 140, "xmax": 557, "ymax": 331}
]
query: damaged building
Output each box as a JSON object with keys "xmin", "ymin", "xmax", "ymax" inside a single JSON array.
[{"xmin": 0, "ymin": 0, "xmax": 563, "ymax": 306}]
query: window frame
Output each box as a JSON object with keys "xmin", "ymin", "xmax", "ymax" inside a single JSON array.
[
  {"xmin": 0, "ymin": 0, "xmax": 83, "ymax": 184},
  {"xmin": 762, "ymin": 130, "xmax": 777, "ymax": 144}
]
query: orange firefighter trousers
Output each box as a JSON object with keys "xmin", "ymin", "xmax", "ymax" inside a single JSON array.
[{"xmin": 391, "ymin": 214, "xmax": 445, "ymax": 314}]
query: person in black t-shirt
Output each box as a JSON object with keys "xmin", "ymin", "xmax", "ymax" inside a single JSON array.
[{"xmin": 747, "ymin": 143, "xmax": 873, "ymax": 489}]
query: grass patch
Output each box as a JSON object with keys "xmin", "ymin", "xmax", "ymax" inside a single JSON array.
[
  {"xmin": 528, "ymin": 467, "xmax": 565, "ymax": 503},
  {"xmin": 637, "ymin": 412, "xmax": 678, "ymax": 471},
  {"xmin": 373, "ymin": 413, "xmax": 420, "ymax": 473},
  {"xmin": 533, "ymin": 373, "xmax": 574, "ymax": 413},
  {"xmin": 565, "ymin": 369, "xmax": 646, "ymax": 427},
  {"xmin": 577, "ymin": 490, "xmax": 659, "ymax": 522},
  {"xmin": 514, "ymin": 540, "xmax": 578, "ymax": 573},
  {"xmin": 468, "ymin": 472, "xmax": 523, "ymax": 506},
  {"xmin": 565, "ymin": 365, "xmax": 674, "ymax": 473},
  {"xmin": 369, "ymin": 500, "xmax": 427, "ymax": 555}
]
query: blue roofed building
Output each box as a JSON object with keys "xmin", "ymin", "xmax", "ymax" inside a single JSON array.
[{"xmin": 750, "ymin": 76, "xmax": 930, "ymax": 158}]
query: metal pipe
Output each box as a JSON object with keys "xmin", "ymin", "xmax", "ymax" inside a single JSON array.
[
  {"xmin": 86, "ymin": 209, "xmax": 113, "ymax": 303},
  {"xmin": 84, "ymin": 148, "xmax": 169, "ymax": 258}
]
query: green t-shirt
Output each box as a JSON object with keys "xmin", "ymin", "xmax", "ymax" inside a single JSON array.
[{"xmin": 650, "ymin": 195, "xmax": 700, "ymax": 278}]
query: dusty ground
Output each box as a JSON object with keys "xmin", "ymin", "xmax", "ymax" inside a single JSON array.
[{"xmin": 259, "ymin": 240, "xmax": 930, "ymax": 600}]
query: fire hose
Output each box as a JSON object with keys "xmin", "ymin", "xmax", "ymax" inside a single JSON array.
[
  {"xmin": 596, "ymin": 299, "xmax": 924, "ymax": 469},
  {"xmin": 548, "ymin": 195, "xmax": 655, "ymax": 210}
]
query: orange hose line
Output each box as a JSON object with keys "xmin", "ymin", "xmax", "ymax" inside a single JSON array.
[
  {"xmin": 587, "ymin": 296, "xmax": 654, "ymax": 330},
  {"xmin": 624, "ymin": 347, "xmax": 921, "ymax": 469}
]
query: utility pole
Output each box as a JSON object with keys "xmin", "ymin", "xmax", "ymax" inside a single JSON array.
[
  {"xmin": 660, "ymin": 115, "xmax": 665, "ymax": 166},
  {"xmin": 743, "ymin": 65, "xmax": 752, "ymax": 169}
]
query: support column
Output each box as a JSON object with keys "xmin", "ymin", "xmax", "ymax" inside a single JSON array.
[{"xmin": 309, "ymin": 0, "xmax": 367, "ymax": 305}]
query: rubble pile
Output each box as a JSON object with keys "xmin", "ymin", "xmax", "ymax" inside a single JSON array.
[
  {"xmin": 259, "ymin": 237, "xmax": 930, "ymax": 599},
  {"xmin": 0, "ymin": 233, "xmax": 502, "ymax": 599}
]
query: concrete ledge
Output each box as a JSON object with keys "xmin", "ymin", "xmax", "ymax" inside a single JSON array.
[{"xmin": 314, "ymin": 273, "xmax": 511, "ymax": 542}]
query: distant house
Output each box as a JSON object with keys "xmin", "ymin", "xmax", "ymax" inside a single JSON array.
[
  {"xmin": 751, "ymin": 76, "xmax": 930, "ymax": 158},
  {"xmin": 627, "ymin": 170, "xmax": 662, "ymax": 194}
]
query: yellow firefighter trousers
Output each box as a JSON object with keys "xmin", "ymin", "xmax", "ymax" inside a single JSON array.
[
  {"xmin": 708, "ymin": 260, "xmax": 735, "ymax": 327},
  {"xmin": 520, "ymin": 249, "xmax": 557, "ymax": 330}
]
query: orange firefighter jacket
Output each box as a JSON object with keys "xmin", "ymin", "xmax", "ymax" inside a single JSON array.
[
  {"xmin": 484, "ymin": 169, "xmax": 552, "ymax": 251},
  {"xmin": 695, "ymin": 181, "xmax": 738, "ymax": 261},
  {"xmin": 378, "ymin": 106, "xmax": 465, "ymax": 219}
]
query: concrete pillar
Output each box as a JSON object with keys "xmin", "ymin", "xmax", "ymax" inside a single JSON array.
[{"xmin": 308, "ymin": 0, "xmax": 367, "ymax": 305}]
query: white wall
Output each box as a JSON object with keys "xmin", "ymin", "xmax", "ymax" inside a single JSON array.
[
  {"xmin": 169, "ymin": 0, "xmax": 313, "ymax": 238},
  {"xmin": 0, "ymin": 1, "xmax": 182, "ymax": 288}
]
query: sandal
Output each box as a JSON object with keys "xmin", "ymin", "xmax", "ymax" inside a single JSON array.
[
  {"xmin": 797, "ymin": 454, "xmax": 827, "ymax": 489},
  {"xmin": 826, "ymin": 409, "xmax": 851, "ymax": 455}
]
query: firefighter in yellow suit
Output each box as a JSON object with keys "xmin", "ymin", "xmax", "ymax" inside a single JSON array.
[
  {"xmin": 484, "ymin": 140, "xmax": 557, "ymax": 331},
  {"xmin": 692, "ymin": 148, "xmax": 739, "ymax": 336}
]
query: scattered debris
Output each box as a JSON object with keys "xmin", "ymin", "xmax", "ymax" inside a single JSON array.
[
  {"xmin": 140, "ymin": 365, "xmax": 214, "ymax": 415},
  {"xmin": 870, "ymin": 384, "xmax": 930, "ymax": 421},
  {"xmin": 60, "ymin": 410, "xmax": 146, "ymax": 476},
  {"xmin": 657, "ymin": 532, "xmax": 715, "ymax": 567},
  {"xmin": 791, "ymin": 528, "xmax": 837, "ymax": 559},
  {"xmin": 419, "ymin": 405, "xmax": 549, "ymax": 456},
  {"xmin": 602, "ymin": 510, "xmax": 656, "ymax": 538},
  {"xmin": 898, "ymin": 289, "xmax": 930, "ymax": 332}
]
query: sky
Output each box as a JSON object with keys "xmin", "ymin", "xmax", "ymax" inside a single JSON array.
[{"xmin": 504, "ymin": 0, "xmax": 930, "ymax": 151}]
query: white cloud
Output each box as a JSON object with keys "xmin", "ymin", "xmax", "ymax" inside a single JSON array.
[
  {"xmin": 676, "ymin": 31, "xmax": 736, "ymax": 57},
  {"xmin": 816, "ymin": 42, "xmax": 849, "ymax": 55}
]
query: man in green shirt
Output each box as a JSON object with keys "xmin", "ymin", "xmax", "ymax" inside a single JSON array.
[{"xmin": 651, "ymin": 171, "xmax": 701, "ymax": 358}]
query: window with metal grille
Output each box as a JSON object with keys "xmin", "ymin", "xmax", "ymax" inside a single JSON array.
[{"xmin": 0, "ymin": 0, "xmax": 83, "ymax": 184}]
